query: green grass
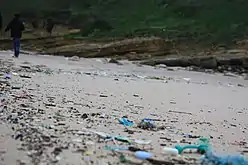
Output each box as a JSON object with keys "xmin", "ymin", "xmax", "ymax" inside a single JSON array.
[
  {"xmin": 2, "ymin": 0, "xmax": 248, "ymax": 45},
  {"xmin": 66, "ymin": 0, "xmax": 248, "ymax": 45}
]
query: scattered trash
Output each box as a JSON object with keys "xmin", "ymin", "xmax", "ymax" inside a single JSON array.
[
  {"xmin": 183, "ymin": 78, "xmax": 191, "ymax": 83},
  {"xmin": 67, "ymin": 56, "xmax": 80, "ymax": 61},
  {"xmin": 230, "ymin": 141, "xmax": 247, "ymax": 146},
  {"xmin": 44, "ymin": 103, "xmax": 56, "ymax": 107},
  {"xmin": 201, "ymin": 151, "xmax": 248, "ymax": 165},
  {"xmin": 169, "ymin": 110, "xmax": 192, "ymax": 115},
  {"xmin": 183, "ymin": 133, "xmax": 201, "ymax": 139},
  {"xmin": 11, "ymin": 86, "xmax": 21, "ymax": 90},
  {"xmin": 138, "ymin": 118, "xmax": 156, "ymax": 130},
  {"xmin": 0, "ymin": 56, "xmax": 247, "ymax": 165},
  {"xmin": 20, "ymin": 65, "xmax": 31, "ymax": 69},
  {"xmin": 109, "ymin": 58, "xmax": 122, "ymax": 65},
  {"xmin": 162, "ymin": 147, "xmax": 179, "ymax": 156},
  {"xmin": 4, "ymin": 73, "xmax": 11, "ymax": 79},
  {"xmin": 118, "ymin": 117, "xmax": 134, "ymax": 126},
  {"xmin": 135, "ymin": 151, "xmax": 152, "ymax": 160},
  {"xmin": 175, "ymin": 138, "xmax": 210, "ymax": 154},
  {"xmin": 133, "ymin": 94, "xmax": 139, "ymax": 97},
  {"xmin": 19, "ymin": 75, "xmax": 32, "ymax": 79},
  {"xmin": 170, "ymin": 100, "xmax": 176, "ymax": 104},
  {"xmin": 115, "ymin": 136, "xmax": 132, "ymax": 143},
  {"xmin": 224, "ymin": 72, "xmax": 238, "ymax": 77},
  {"xmin": 134, "ymin": 139, "xmax": 152, "ymax": 145},
  {"xmin": 99, "ymin": 94, "xmax": 108, "ymax": 97}
]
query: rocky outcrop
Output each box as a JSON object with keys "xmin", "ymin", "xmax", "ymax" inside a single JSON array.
[
  {"xmin": 45, "ymin": 37, "xmax": 172, "ymax": 58},
  {"xmin": 141, "ymin": 55, "xmax": 248, "ymax": 73}
]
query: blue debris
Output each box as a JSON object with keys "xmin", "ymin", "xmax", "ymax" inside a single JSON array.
[
  {"xmin": 4, "ymin": 73, "xmax": 11, "ymax": 79},
  {"xmin": 201, "ymin": 151, "xmax": 248, "ymax": 165},
  {"xmin": 118, "ymin": 117, "xmax": 134, "ymax": 126}
]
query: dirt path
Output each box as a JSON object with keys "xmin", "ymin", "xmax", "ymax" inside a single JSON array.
[{"xmin": 0, "ymin": 52, "xmax": 248, "ymax": 165}]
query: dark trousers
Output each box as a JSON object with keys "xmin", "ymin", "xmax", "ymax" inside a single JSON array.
[{"xmin": 13, "ymin": 38, "xmax": 20, "ymax": 57}]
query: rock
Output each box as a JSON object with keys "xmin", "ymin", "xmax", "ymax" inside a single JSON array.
[
  {"xmin": 12, "ymin": 86, "xmax": 22, "ymax": 90},
  {"xmin": 216, "ymin": 57, "xmax": 231, "ymax": 66},
  {"xmin": 237, "ymin": 84, "xmax": 245, "ymax": 87},
  {"xmin": 99, "ymin": 94, "xmax": 108, "ymax": 97},
  {"xmin": 44, "ymin": 103, "xmax": 56, "ymax": 107},
  {"xmin": 229, "ymin": 58, "xmax": 243, "ymax": 66},
  {"xmin": 109, "ymin": 58, "xmax": 122, "ymax": 65},
  {"xmin": 159, "ymin": 57, "xmax": 190, "ymax": 67},
  {"xmin": 167, "ymin": 67, "xmax": 175, "ymax": 71},
  {"xmin": 16, "ymin": 160, "xmax": 27, "ymax": 165},
  {"xmin": 155, "ymin": 64, "xmax": 167, "ymax": 69},
  {"xmin": 170, "ymin": 100, "xmax": 176, "ymax": 104},
  {"xmin": 199, "ymin": 56, "xmax": 217, "ymax": 69},
  {"xmin": 124, "ymin": 128, "xmax": 134, "ymax": 134},
  {"xmin": 19, "ymin": 75, "xmax": 32, "ymax": 79},
  {"xmin": 127, "ymin": 52, "xmax": 151, "ymax": 61},
  {"xmin": 242, "ymin": 57, "xmax": 248, "ymax": 69},
  {"xmin": 68, "ymin": 56, "xmax": 80, "ymax": 61},
  {"xmin": 140, "ymin": 60, "xmax": 157, "ymax": 66},
  {"xmin": 227, "ymin": 49, "xmax": 247, "ymax": 54},
  {"xmin": 224, "ymin": 72, "xmax": 238, "ymax": 77},
  {"xmin": 188, "ymin": 57, "xmax": 201, "ymax": 66},
  {"xmin": 81, "ymin": 113, "xmax": 88, "ymax": 119},
  {"xmin": 20, "ymin": 65, "xmax": 31, "ymax": 69},
  {"xmin": 52, "ymin": 147, "xmax": 63, "ymax": 155}
]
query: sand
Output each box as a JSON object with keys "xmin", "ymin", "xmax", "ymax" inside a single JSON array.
[{"xmin": 0, "ymin": 51, "xmax": 248, "ymax": 165}]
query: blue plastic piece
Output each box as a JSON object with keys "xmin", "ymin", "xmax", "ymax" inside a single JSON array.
[
  {"xmin": 4, "ymin": 74, "xmax": 11, "ymax": 79},
  {"xmin": 118, "ymin": 117, "xmax": 134, "ymax": 126},
  {"xmin": 201, "ymin": 151, "xmax": 248, "ymax": 165},
  {"xmin": 135, "ymin": 151, "xmax": 152, "ymax": 160}
]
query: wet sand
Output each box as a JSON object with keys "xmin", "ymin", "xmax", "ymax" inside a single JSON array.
[{"xmin": 0, "ymin": 52, "xmax": 248, "ymax": 165}]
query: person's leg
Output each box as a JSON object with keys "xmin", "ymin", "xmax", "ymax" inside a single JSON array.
[
  {"xmin": 12, "ymin": 38, "xmax": 16, "ymax": 57},
  {"xmin": 13, "ymin": 38, "xmax": 20, "ymax": 57}
]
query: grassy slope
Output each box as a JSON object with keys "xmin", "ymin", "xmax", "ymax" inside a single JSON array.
[
  {"xmin": 2, "ymin": 0, "xmax": 248, "ymax": 44},
  {"xmin": 70, "ymin": 0, "xmax": 248, "ymax": 44}
]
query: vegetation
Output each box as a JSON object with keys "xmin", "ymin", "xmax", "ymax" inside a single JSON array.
[{"xmin": 2, "ymin": 0, "xmax": 248, "ymax": 44}]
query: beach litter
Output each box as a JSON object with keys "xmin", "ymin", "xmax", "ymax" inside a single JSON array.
[
  {"xmin": 118, "ymin": 117, "xmax": 134, "ymax": 126},
  {"xmin": 201, "ymin": 151, "xmax": 248, "ymax": 165},
  {"xmin": 138, "ymin": 118, "xmax": 156, "ymax": 130}
]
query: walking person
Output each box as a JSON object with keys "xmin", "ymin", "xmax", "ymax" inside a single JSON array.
[{"xmin": 5, "ymin": 13, "xmax": 25, "ymax": 58}]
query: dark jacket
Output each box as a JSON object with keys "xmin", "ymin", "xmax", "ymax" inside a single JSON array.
[{"xmin": 5, "ymin": 18, "xmax": 25, "ymax": 38}]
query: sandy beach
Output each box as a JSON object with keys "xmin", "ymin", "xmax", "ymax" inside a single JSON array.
[{"xmin": 0, "ymin": 52, "xmax": 248, "ymax": 165}]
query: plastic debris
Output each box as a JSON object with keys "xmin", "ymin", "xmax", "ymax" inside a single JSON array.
[
  {"xmin": 201, "ymin": 151, "xmax": 248, "ymax": 165},
  {"xmin": 120, "ymin": 154, "xmax": 127, "ymax": 163},
  {"xmin": 134, "ymin": 139, "xmax": 152, "ymax": 145},
  {"xmin": 138, "ymin": 118, "xmax": 156, "ymax": 130},
  {"xmin": 162, "ymin": 147, "xmax": 179, "ymax": 156},
  {"xmin": 118, "ymin": 117, "xmax": 134, "ymax": 126},
  {"xmin": 115, "ymin": 136, "xmax": 131, "ymax": 143},
  {"xmin": 4, "ymin": 73, "xmax": 11, "ymax": 79},
  {"xmin": 175, "ymin": 138, "xmax": 210, "ymax": 154},
  {"xmin": 135, "ymin": 151, "xmax": 152, "ymax": 160}
]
